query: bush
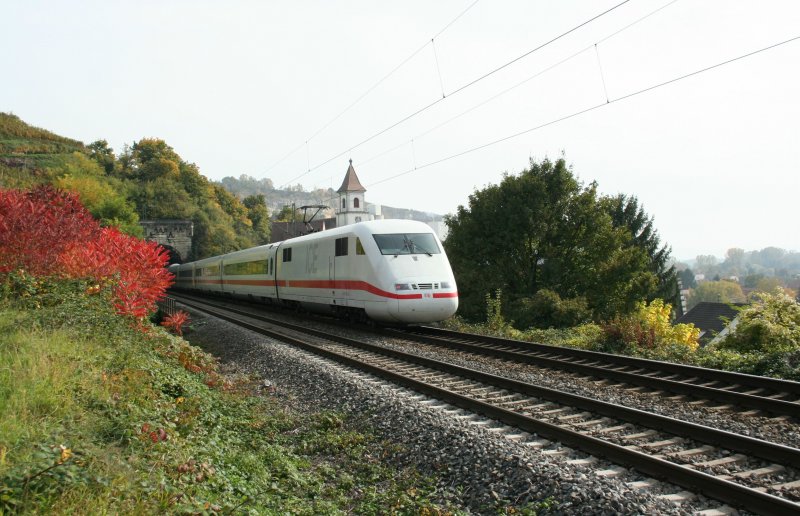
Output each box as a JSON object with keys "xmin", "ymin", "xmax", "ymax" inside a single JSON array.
[
  {"xmin": 600, "ymin": 299, "xmax": 699, "ymax": 354},
  {"xmin": 521, "ymin": 323, "xmax": 604, "ymax": 349},
  {"xmin": 0, "ymin": 185, "xmax": 173, "ymax": 322},
  {"xmin": 699, "ymin": 290, "xmax": 800, "ymax": 380},
  {"xmin": 715, "ymin": 290, "xmax": 800, "ymax": 354},
  {"xmin": 509, "ymin": 289, "xmax": 592, "ymax": 329}
]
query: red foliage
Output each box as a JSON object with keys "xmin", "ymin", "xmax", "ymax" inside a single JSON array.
[
  {"xmin": 161, "ymin": 310, "xmax": 190, "ymax": 336},
  {"xmin": 0, "ymin": 185, "xmax": 174, "ymax": 321},
  {"xmin": 59, "ymin": 226, "xmax": 173, "ymax": 319},
  {"xmin": 0, "ymin": 186, "xmax": 96, "ymax": 275}
]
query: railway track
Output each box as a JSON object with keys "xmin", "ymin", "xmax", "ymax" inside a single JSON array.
[
  {"xmin": 170, "ymin": 294, "xmax": 800, "ymax": 515},
  {"xmin": 382, "ymin": 326, "xmax": 800, "ymax": 420}
]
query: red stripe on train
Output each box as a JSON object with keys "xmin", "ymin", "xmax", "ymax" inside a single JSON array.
[{"xmin": 192, "ymin": 277, "xmax": 457, "ymax": 301}]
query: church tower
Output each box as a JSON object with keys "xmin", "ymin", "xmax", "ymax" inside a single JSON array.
[{"xmin": 336, "ymin": 160, "xmax": 370, "ymax": 227}]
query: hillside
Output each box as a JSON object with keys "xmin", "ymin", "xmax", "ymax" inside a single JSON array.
[
  {"xmin": 0, "ymin": 113, "xmax": 86, "ymax": 185},
  {"xmin": 0, "ymin": 114, "xmax": 269, "ymax": 259},
  {"xmin": 217, "ymin": 173, "xmax": 446, "ymax": 224}
]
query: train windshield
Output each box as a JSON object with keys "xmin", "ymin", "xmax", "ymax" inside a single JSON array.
[{"xmin": 372, "ymin": 233, "xmax": 441, "ymax": 256}]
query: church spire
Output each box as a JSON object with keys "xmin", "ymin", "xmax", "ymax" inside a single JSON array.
[{"xmin": 337, "ymin": 159, "xmax": 366, "ymax": 193}]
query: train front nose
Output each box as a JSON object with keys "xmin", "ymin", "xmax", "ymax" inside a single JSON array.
[{"xmin": 392, "ymin": 279, "xmax": 458, "ymax": 323}]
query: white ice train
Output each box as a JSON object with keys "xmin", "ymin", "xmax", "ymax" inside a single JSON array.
[{"xmin": 168, "ymin": 219, "xmax": 459, "ymax": 324}]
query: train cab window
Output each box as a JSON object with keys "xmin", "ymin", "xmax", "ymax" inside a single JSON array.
[
  {"xmin": 335, "ymin": 237, "xmax": 348, "ymax": 256},
  {"xmin": 356, "ymin": 237, "xmax": 365, "ymax": 255},
  {"xmin": 282, "ymin": 248, "xmax": 292, "ymax": 262},
  {"xmin": 372, "ymin": 233, "xmax": 441, "ymax": 256}
]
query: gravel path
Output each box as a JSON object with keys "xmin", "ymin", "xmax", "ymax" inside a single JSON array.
[{"xmin": 180, "ymin": 306, "xmax": 749, "ymax": 514}]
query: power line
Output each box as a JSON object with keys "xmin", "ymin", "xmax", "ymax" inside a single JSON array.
[
  {"xmin": 359, "ymin": 0, "xmax": 679, "ymax": 171},
  {"xmin": 278, "ymin": 0, "xmax": 634, "ymax": 188},
  {"xmin": 270, "ymin": 0, "xmax": 481, "ymax": 185},
  {"xmin": 367, "ymin": 34, "xmax": 800, "ymax": 188},
  {"xmin": 446, "ymin": 0, "xmax": 631, "ymax": 99}
]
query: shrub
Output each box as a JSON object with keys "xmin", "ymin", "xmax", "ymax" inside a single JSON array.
[
  {"xmin": 0, "ymin": 185, "xmax": 96, "ymax": 276},
  {"xmin": 509, "ymin": 289, "xmax": 592, "ymax": 329},
  {"xmin": 161, "ymin": 310, "xmax": 190, "ymax": 336},
  {"xmin": 601, "ymin": 299, "xmax": 699, "ymax": 354},
  {"xmin": 58, "ymin": 226, "xmax": 172, "ymax": 319},
  {"xmin": 522, "ymin": 323, "xmax": 604, "ymax": 349},
  {"xmin": 715, "ymin": 290, "xmax": 800, "ymax": 354},
  {"xmin": 485, "ymin": 289, "xmax": 509, "ymax": 332},
  {"xmin": 696, "ymin": 290, "xmax": 800, "ymax": 379},
  {"xmin": 0, "ymin": 185, "xmax": 173, "ymax": 321}
]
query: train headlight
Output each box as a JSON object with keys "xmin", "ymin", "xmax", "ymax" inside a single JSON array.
[
  {"xmin": 394, "ymin": 283, "xmax": 411, "ymax": 290},
  {"xmin": 440, "ymin": 281, "xmax": 452, "ymax": 289}
]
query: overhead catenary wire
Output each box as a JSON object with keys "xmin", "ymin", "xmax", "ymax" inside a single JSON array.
[
  {"xmin": 366, "ymin": 34, "xmax": 800, "ymax": 189},
  {"xmin": 358, "ymin": 0, "xmax": 679, "ymax": 172},
  {"xmin": 269, "ymin": 0, "xmax": 481, "ymax": 185},
  {"xmin": 278, "ymin": 0, "xmax": 633, "ymax": 189}
]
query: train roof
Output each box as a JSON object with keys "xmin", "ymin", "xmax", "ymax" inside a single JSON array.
[
  {"xmin": 282, "ymin": 219, "xmax": 437, "ymax": 245},
  {"xmin": 180, "ymin": 219, "xmax": 439, "ymax": 267}
]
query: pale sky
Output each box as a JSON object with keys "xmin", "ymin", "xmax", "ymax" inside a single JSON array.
[{"xmin": 2, "ymin": 0, "xmax": 798, "ymax": 260}]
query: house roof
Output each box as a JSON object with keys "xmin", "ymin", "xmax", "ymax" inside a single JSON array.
[
  {"xmin": 675, "ymin": 302, "xmax": 745, "ymax": 341},
  {"xmin": 337, "ymin": 160, "xmax": 366, "ymax": 193}
]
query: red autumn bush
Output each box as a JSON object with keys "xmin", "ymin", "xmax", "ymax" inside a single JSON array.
[
  {"xmin": 0, "ymin": 185, "xmax": 96, "ymax": 275},
  {"xmin": 161, "ymin": 310, "xmax": 190, "ymax": 336},
  {"xmin": 0, "ymin": 185, "xmax": 173, "ymax": 320}
]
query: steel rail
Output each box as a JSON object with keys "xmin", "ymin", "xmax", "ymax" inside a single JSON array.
[
  {"xmin": 409, "ymin": 326, "xmax": 800, "ymax": 396},
  {"xmin": 174, "ymin": 295, "xmax": 800, "ymax": 515},
  {"xmin": 389, "ymin": 327, "xmax": 800, "ymax": 418}
]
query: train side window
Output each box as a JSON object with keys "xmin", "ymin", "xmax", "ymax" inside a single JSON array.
[
  {"xmin": 269, "ymin": 257, "xmax": 273, "ymax": 275},
  {"xmin": 335, "ymin": 237, "xmax": 348, "ymax": 256},
  {"xmin": 356, "ymin": 237, "xmax": 365, "ymax": 255},
  {"xmin": 282, "ymin": 248, "xmax": 292, "ymax": 262}
]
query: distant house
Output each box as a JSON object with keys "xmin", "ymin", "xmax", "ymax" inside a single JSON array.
[{"xmin": 674, "ymin": 302, "xmax": 746, "ymax": 345}]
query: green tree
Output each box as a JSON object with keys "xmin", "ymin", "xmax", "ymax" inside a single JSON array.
[
  {"xmin": 694, "ymin": 255, "xmax": 719, "ymax": 276},
  {"xmin": 243, "ymin": 194, "xmax": 271, "ymax": 244},
  {"xmin": 130, "ymin": 138, "xmax": 181, "ymax": 182},
  {"xmin": 678, "ymin": 268, "xmax": 697, "ymax": 289},
  {"xmin": 87, "ymin": 139, "xmax": 116, "ymax": 174},
  {"xmin": 723, "ymin": 247, "xmax": 745, "ymax": 276},
  {"xmin": 50, "ymin": 153, "xmax": 141, "ymax": 236},
  {"xmin": 754, "ymin": 277, "xmax": 782, "ymax": 294},
  {"xmin": 274, "ymin": 205, "xmax": 301, "ymax": 223},
  {"xmin": 687, "ymin": 280, "xmax": 745, "ymax": 310},
  {"xmin": 602, "ymin": 194, "xmax": 678, "ymax": 307},
  {"xmin": 444, "ymin": 157, "xmax": 661, "ymax": 327}
]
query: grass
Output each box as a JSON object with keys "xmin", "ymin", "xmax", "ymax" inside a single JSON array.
[{"xmin": 0, "ymin": 279, "xmax": 459, "ymax": 514}]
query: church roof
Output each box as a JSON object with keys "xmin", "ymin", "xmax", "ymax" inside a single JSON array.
[{"xmin": 337, "ymin": 160, "xmax": 366, "ymax": 193}]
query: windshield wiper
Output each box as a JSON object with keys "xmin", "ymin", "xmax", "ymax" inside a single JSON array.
[{"xmin": 403, "ymin": 235, "xmax": 432, "ymax": 256}]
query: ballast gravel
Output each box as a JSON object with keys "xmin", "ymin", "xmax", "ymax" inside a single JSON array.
[{"xmin": 180, "ymin": 307, "xmax": 740, "ymax": 515}]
